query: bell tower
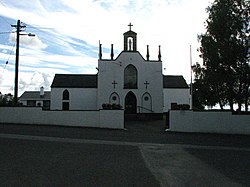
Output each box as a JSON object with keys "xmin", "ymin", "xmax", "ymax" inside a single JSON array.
[{"xmin": 123, "ymin": 23, "xmax": 137, "ymax": 51}]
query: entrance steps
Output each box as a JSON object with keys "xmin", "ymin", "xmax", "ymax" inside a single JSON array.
[
  {"xmin": 125, "ymin": 113, "xmax": 163, "ymax": 121},
  {"xmin": 125, "ymin": 114, "xmax": 149, "ymax": 121}
]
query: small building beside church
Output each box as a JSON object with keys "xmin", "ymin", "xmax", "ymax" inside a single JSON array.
[
  {"xmin": 50, "ymin": 25, "xmax": 190, "ymax": 115},
  {"xmin": 19, "ymin": 87, "xmax": 50, "ymax": 109}
]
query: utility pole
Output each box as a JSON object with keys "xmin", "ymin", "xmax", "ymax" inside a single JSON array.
[
  {"xmin": 11, "ymin": 20, "xmax": 34, "ymax": 105},
  {"xmin": 12, "ymin": 20, "xmax": 24, "ymax": 105}
]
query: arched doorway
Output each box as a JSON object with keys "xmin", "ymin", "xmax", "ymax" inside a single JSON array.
[{"xmin": 125, "ymin": 91, "xmax": 137, "ymax": 114}]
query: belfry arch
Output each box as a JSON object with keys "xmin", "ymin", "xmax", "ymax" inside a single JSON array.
[{"xmin": 123, "ymin": 24, "xmax": 137, "ymax": 52}]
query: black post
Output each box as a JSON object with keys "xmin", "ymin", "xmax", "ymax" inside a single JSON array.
[{"xmin": 14, "ymin": 20, "xmax": 20, "ymax": 105}]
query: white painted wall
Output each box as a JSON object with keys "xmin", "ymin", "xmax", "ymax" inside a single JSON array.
[
  {"xmin": 50, "ymin": 88, "xmax": 61, "ymax": 110},
  {"xmin": 51, "ymin": 88, "xmax": 97, "ymax": 110},
  {"xmin": 0, "ymin": 107, "xmax": 124, "ymax": 129},
  {"xmin": 98, "ymin": 52, "xmax": 163, "ymax": 113},
  {"xmin": 99, "ymin": 110, "xmax": 124, "ymax": 129},
  {"xmin": 169, "ymin": 110, "xmax": 250, "ymax": 135},
  {"xmin": 20, "ymin": 100, "xmax": 27, "ymax": 105},
  {"xmin": 163, "ymin": 88, "xmax": 190, "ymax": 112},
  {"xmin": 20, "ymin": 100, "xmax": 48, "ymax": 107}
]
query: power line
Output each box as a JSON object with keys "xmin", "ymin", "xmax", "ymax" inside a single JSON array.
[
  {"xmin": 0, "ymin": 16, "xmax": 12, "ymax": 26},
  {"xmin": 0, "ymin": 42, "xmax": 15, "ymax": 81},
  {"xmin": 4, "ymin": 42, "xmax": 16, "ymax": 65},
  {"xmin": 0, "ymin": 0, "xmax": 13, "ymax": 25},
  {"xmin": 24, "ymin": 26, "xmax": 78, "ymax": 49},
  {"xmin": 0, "ymin": 31, "xmax": 13, "ymax": 35}
]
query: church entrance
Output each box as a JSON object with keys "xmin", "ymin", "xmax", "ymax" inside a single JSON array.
[{"xmin": 125, "ymin": 91, "xmax": 137, "ymax": 114}]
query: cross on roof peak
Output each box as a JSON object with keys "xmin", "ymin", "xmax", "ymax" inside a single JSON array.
[{"xmin": 128, "ymin": 23, "xmax": 133, "ymax": 31}]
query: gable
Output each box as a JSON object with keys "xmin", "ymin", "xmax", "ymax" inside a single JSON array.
[
  {"xmin": 163, "ymin": 75, "xmax": 189, "ymax": 89},
  {"xmin": 51, "ymin": 74, "xmax": 98, "ymax": 88}
]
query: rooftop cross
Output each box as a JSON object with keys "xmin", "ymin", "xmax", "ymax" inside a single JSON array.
[{"xmin": 128, "ymin": 23, "xmax": 133, "ymax": 31}]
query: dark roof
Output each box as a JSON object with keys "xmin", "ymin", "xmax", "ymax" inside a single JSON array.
[
  {"xmin": 123, "ymin": 30, "xmax": 137, "ymax": 35},
  {"xmin": 163, "ymin": 75, "xmax": 189, "ymax": 88},
  {"xmin": 19, "ymin": 91, "xmax": 50, "ymax": 100},
  {"xmin": 51, "ymin": 74, "xmax": 187, "ymax": 89},
  {"xmin": 51, "ymin": 74, "xmax": 98, "ymax": 88}
]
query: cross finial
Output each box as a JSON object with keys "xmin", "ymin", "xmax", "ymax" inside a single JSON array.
[{"xmin": 128, "ymin": 23, "xmax": 133, "ymax": 31}]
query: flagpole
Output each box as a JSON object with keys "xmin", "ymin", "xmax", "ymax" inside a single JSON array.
[{"xmin": 190, "ymin": 45, "xmax": 193, "ymax": 110}]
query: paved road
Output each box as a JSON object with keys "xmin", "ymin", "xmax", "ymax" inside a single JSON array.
[
  {"xmin": 0, "ymin": 137, "xmax": 159, "ymax": 187},
  {"xmin": 1, "ymin": 121, "xmax": 250, "ymax": 186}
]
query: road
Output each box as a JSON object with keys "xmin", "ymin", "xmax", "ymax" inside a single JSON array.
[{"xmin": 1, "ymin": 121, "xmax": 250, "ymax": 186}]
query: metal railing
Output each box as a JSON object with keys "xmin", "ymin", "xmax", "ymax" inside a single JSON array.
[{"xmin": 137, "ymin": 106, "xmax": 154, "ymax": 113}]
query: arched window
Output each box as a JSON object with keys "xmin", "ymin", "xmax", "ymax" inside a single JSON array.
[
  {"xmin": 124, "ymin": 65, "xmax": 137, "ymax": 89},
  {"xmin": 62, "ymin": 90, "xmax": 69, "ymax": 110},
  {"xmin": 63, "ymin": 90, "xmax": 69, "ymax": 100},
  {"xmin": 141, "ymin": 92, "xmax": 152, "ymax": 113},
  {"xmin": 109, "ymin": 92, "xmax": 120, "ymax": 105}
]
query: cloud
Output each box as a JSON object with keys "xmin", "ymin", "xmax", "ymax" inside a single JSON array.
[
  {"xmin": 9, "ymin": 32, "xmax": 47, "ymax": 49},
  {"xmin": 18, "ymin": 71, "xmax": 53, "ymax": 93}
]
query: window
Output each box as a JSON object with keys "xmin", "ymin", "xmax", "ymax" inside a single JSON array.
[
  {"xmin": 63, "ymin": 90, "xmax": 69, "ymax": 100},
  {"xmin": 62, "ymin": 90, "xmax": 69, "ymax": 110},
  {"xmin": 43, "ymin": 100, "xmax": 50, "ymax": 110},
  {"xmin": 124, "ymin": 65, "xmax": 138, "ymax": 89},
  {"xmin": 27, "ymin": 100, "xmax": 36, "ymax": 106},
  {"xmin": 109, "ymin": 92, "xmax": 120, "ymax": 105},
  {"xmin": 62, "ymin": 102, "xmax": 69, "ymax": 111}
]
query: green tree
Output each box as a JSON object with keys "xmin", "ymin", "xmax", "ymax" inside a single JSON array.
[
  {"xmin": 197, "ymin": 0, "xmax": 250, "ymax": 111},
  {"xmin": 192, "ymin": 62, "xmax": 224, "ymax": 109},
  {"xmin": 0, "ymin": 93, "xmax": 14, "ymax": 106}
]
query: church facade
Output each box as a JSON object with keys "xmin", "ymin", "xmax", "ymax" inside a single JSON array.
[{"xmin": 50, "ymin": 26, "xmax": 190, "ymax": 114}]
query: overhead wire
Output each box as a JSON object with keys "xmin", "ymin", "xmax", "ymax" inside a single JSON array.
[
  {"xmin": 0, "ymin": 31, "xmax": 13, "ymax": 35},
  {"xmin": 1, "ymin": 42, "xmax": 15, "ymax": 69},
  {"xmin": 0, "ymin": 0, "xmax": 13, "ymax": 25},
  {"xmin": 0, "ymin": 1, "xmax": 70, "ymax": 46},
  {"xmin": 24, "ymin": 23, "xmax": 74, "ymax": 48},
  {"xmin": 24, "ymin": 23, "xmax": 95, "ymax": 47},
  {"xmin": 0, "ymin": 42, "xmax": 15, "ymax": 84}
]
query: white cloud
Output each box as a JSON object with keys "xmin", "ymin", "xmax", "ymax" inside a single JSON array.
[
  {"xmin": 18, "ymin": 71, "xmax": 53, "ymax": 93},
  {"xmin": 9, "ymin": 32, "xmax": 47, "ymax": 49}
]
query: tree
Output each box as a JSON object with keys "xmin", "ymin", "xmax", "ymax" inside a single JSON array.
[
  {"xmin": 0, "ymin": 93, "xmax": 14, "ymax": 106},
  {"xmin": 192, "ymin": 62, "xmax": 225, "ymax": 109},
  {"xmin": 197, "ymin": 0, "xmax": 250, "ymax": 111}
]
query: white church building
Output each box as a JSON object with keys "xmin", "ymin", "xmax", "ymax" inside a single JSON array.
[{"xmin": 50, "ymin": 25, "xmax": 190, "ymax": 115}]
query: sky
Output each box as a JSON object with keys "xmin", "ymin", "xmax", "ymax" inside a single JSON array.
[{"xmin": 0, "ymin": 0, "xmax": 213, "ymax": 96}]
